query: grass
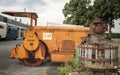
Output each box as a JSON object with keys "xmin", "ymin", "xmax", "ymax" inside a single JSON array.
[
  {"xmin": 118, "ymin": 48, "xmax": 120, "ymax": 54},
  {"xmin": 118, "ymin": 48, "xmax": 120, "ymax": 62},
  {"xmin": 112, "ymin": 39, "xmax": 120, "ymax": 44},
  {"xmin": 42, "ymin": 70, "xmax": 48, "ymax": 75}
]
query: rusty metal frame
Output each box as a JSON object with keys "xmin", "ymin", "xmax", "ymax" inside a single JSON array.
[
  {"xmin": 78, "ymin": 46, "xmax": 118, "ymax": 50},
  {"xmin": 80, "ymin": 57, "xmax": 118, "ymax": 62},
  {"xmin": 2, "ymin": 11, "xmax": 38, "ymax": 27}
]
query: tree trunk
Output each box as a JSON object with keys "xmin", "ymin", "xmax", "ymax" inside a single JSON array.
[
  {"xmin": 108, "ymin": 18, "xmax": 112, "ymax": 40},
  {"xmin": 109, "ymin": 24, "xmax": 112, "ymax": 40}
]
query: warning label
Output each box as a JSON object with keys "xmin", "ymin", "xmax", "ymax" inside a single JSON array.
[{"xmin": 43, "ymin": 32, "xmax": 52, "ymax": 40}]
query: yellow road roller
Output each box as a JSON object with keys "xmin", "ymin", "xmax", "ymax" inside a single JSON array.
[{"xmin": 2, "ymin": 11, "xmax": 89, "ymax": 66}]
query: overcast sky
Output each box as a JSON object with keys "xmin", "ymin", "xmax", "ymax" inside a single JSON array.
[
  {"xmin": 0, "ymin": 0, "xmax": 119, "ymax": 33},
  {"xmin": 0, "ymin": 0, "xmax": 69, "ymax": 25}
]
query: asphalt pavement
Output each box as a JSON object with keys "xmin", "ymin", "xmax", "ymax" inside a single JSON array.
[{"xmin": 0, "ymin": 40, "xmax": 59, "ymax": 75}]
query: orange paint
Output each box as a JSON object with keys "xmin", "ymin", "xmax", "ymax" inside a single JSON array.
[{"xmin": 2, "ymin": 11, "xmax": 89, "ymax": 66}]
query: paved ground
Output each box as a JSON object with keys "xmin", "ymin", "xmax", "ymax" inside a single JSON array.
[{"xmin": 0, "ymin": 40, "xmax": 59, "ymax": 75}]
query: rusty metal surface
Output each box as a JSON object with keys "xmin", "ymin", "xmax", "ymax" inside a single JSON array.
[
  {"xmin": 77, "ymin": 17, "xmax": 118, "ymax": 74},
  {"xmin": 80, "ymin": 57, "xmax": 117, "ymax": 62},
  {"xmin": 81, "ymin": 66, "xmax": 117, "ymax": 70},
  {"xmin": 78, "ymin": 46, "xmax": 118, "ymax": 50},
  {"xmin": 62, "ymin": 40, "xmax": 75, "ymax": 50},
  {"xmin": 2, "ymin": 11, "xmax": 38, "ymax": 19},
  {"xmin": 89, "ymin": 18, "xmax": 108, "ymax": 35}
]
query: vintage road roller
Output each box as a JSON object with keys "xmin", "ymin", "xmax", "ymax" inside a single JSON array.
[{"xmin": 2, "ymin": 11, "xmax": 89, "ymax": 66}]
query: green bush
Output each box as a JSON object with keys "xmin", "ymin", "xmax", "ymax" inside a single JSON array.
[
  {"xmin": 118, "ymin": 48, "xmax": 120, "ymax": 54},
  {"xmin": 106, "ymin": 33, "xmax": 120, "ymax": 38},
  {"xmin": 57, "ymin": 56, "xmax": 81, "ymax": 75},
  {"xmin": 72, "ymin": 56, "xmax": 81, "ymax": 68},
  {"xmin": 57, "ymin": 66, "xmax": 67, "ymax": 75}
]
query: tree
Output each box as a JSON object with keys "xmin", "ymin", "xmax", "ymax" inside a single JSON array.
[
  {"xmin": 92, "ymin": 0, "xmax": 120, "ymax": 38},
  {"xmin": 63, "ymin": 0, "xmax": 120, "ymax": 38},
  {"xmin": 63, "ymin": 0, "xmax": 91, "ymax": 25}
]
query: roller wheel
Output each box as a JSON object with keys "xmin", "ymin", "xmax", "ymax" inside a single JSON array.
[
  {"xmin": 19, "ymin": 59, "xmax": 43, "ymax": 67},
  {"xmin": 19, "ymin": 46, "xmax": 46, "ymax": 67}
]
